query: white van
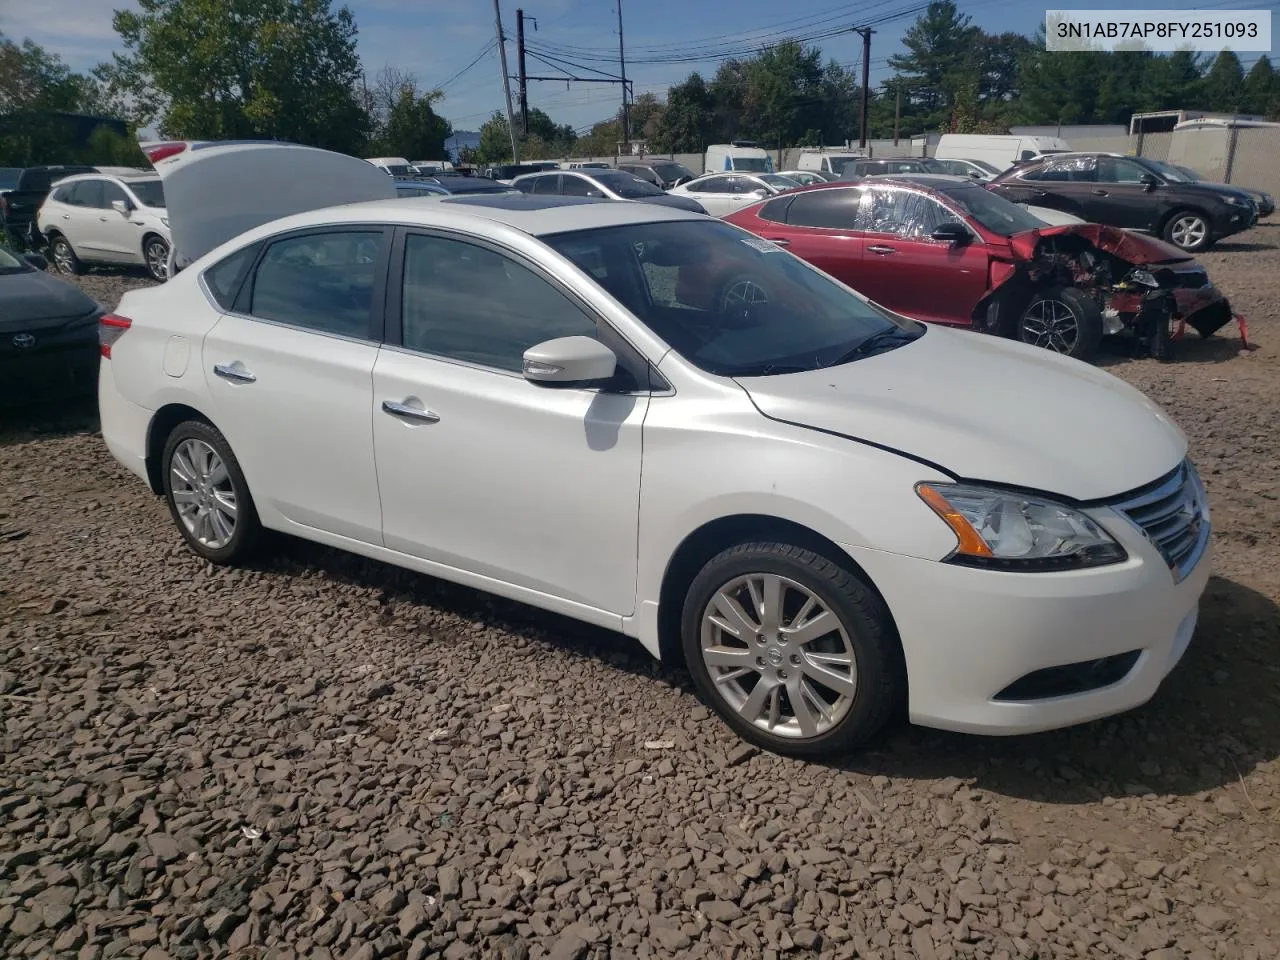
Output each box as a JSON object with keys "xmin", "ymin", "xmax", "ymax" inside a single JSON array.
[
  {"xmin": 704, "ymin": 141, "xmax": 774, "ymax": 174},
  {"xmin": 934, "ymin": 135, "xmax": 1071, "ymax": 171},
  {"xmin": 796, "ymin": 149, "xmax": 866, "ymax": 175},
  {"xmin": 366, "ymin": 156, "xmax": 415, "ymax": 177}
]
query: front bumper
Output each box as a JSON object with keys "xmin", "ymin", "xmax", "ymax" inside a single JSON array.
[
  {"xmin": 0, "ymin": 341, "xmax": 99, "ymax": 405},
  {"xmin": 844, "ymin": 502, "xmax": 1211, "ymax": 735}
]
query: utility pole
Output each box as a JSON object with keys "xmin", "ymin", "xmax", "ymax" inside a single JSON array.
[
  {"xmin": 893, "ymin": 88, "xmax": 901, "ymax": 145},
  {"xmin": 516, "ymin": 9, "xmax": 529, "ymax": 137},
  {"xmin": 854, "ymin": 26, "xmax": 874, "ymax": 149},
  {"xmin": 492, "ymin": 0, "xmax": 520, "ymax": 161},
  {"xmin": 616, "ymin": 0, "xmax": 629, "ymax": 151}
]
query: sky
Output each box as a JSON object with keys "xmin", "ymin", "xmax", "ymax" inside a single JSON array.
[{"xmin": 1, "ymin": 0, "xmax": 1275, "ymax": 135}]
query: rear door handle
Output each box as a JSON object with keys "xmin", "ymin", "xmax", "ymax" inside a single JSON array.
[
  {"xmin": 764, "ymin": 237, "xmax": 791, "ymax": 247},
  {"xmin": 213, "ymin": 362, "xmax": 256, "ymax": 384},
  {"xmin": 867, "ymin": 244, "xmax": 896, "ymax": 255},
  {"xmin": 382, "ymin": 399, "xmax": 440, "ymax": 423}
]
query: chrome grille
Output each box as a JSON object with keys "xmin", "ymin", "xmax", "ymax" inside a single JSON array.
[{"xmin": 1111, "ymin": 460, "xmax": 1209, "ymax": 583}]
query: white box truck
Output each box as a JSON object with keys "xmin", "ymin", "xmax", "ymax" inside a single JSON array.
[
  {"xmin": 704, "ymin": 141, "xmax": 774, "ymax": 173},
  {"xmin": 795, "ymin": 148, "xmax": 867, "ymax": 175},
  {"xmin": 934, "ymin": 135, "xmax": 1071, "ymax": 171}
]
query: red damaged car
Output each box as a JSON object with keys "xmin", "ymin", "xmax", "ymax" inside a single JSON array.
[{"xmin": 724, "ymin": 175, "xmax": 1239, "ymax": 361}]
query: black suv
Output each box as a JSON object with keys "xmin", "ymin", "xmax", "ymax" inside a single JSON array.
[
  {"xmin": 988, "ymin": 153, "xmax": 1257, "ymax": 252},
  {"xmin": 617, "ymin": 159, "xmax": 697, "ymax": 189}
]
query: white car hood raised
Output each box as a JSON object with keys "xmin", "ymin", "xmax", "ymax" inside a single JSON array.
[
  {"xmin": 147, "ymin": 142, "xmax": 396, "ymax": 263},
  {"xmin": 734, "ymin": 326, "xmax": 1186, "ymax": 501}
]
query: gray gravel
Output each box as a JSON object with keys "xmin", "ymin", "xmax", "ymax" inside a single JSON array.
[{"xmin": 3, "ymin": 235, "xmax": 1280, "ymax": 959}]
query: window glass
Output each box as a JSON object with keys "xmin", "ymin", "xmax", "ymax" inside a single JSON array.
[
  {"xmin": 756, "ymin": 196, "xmax": 793, "ymax": 224},
  {"xmin": 514, "ymin": 177, "xmax": 538, "ymax": 194},
  {"xmin": 693, "ymin": 176, "xmax": 732, "ymax": 194},
  {"xmin": 101, "ymin": 181, "xmax": 129, "ymax": 208},
  {"xmin": 1034, "ymin": 156, "xmax": 1096, "ymax": 183},
  {"xmin": 593, "ymin": 171, "xmax": 664, "ymax": 198},
  {"xmin": 204, "ymin": 242, "xmax": 262, "ymax": 310},
  {"xmin": 561, "ymin": 175, "xmax": 604, "ymax": 198},
  {"xmin": 70, "ymin": 180, "xmax": 104, "ymax": 208},
  {"xmin": 127, "ymin": 179, "xmax": 165, "ymax": 207},
  {"xmin": 50, "ymin": 184, "xmax": 75, "ymax": 203},
  {"xmin": 1099, "ymin": 157, "xmax": 1150, "ymax": 183},
  {"xmin": 250, "ymin": 231, "xmax": 383, "ymax": 337},
  {"xmin": 532, "ymin": 175, "xmax": 560, "ymax": 195},
  {"xmin": 785, "ymin": 188, "xmax": 861, "ymax": 229},
  {"xmin": 859, "ymin": 187, "xmax": 963, "ymax": 238},
  {"xmin": 401, "ymin": 234, "xmax": 597, "ymax": 372}
]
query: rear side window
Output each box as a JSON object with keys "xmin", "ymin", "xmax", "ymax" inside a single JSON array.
[
  {"xmin": 785, "ymin": 189, "xmax": 861, "ymax": 229},
  {"xmin": 70, "ymin": 180, "xmax": 105, "ymax": 208},
  {"xmin": 204, "ymin": 243, "xmax": 262, "ymax": 310},
  {"xmin": 249, "ymin": 231, "xmax": 385, "ymax": 338},
  {"xmin": 49, "ymin": 184, "xmax": 76, "ymax": 203},
  {"xmin": 533, "ymin": 175, "xmax": 560, "ymax": 195}
]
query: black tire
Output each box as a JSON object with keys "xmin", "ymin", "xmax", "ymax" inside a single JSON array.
[
  {"xmin": 681, "ymin": 541, "xmax": 903, "ymax": 758},
  {"xmin": 1151, "ymin": 310, "xmax": 1175, "ymax": 363},
  {"xmin": 1161, "ymin": 209, "xmax": 1212, "ymax": 253},
  {"xmin": 161, "ymin": 420, "xmax": 262, "ymax": 565},
  {"xmin": 143, "ymin": 235, "xmax": 170, "ymax": 282},
  {"xmin": 1017, "ymin": 286, "xmax": 1103, "ymax": 361},
  {"xmin": 48, "ymin": 234, "xmax": 83, "ymax": 275}
]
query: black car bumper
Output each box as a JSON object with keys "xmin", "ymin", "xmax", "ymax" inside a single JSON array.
[
  {"xmin": 0, "ymin": 323, "xmax": 101, "ymax": 406},
  {"xmin": 1212, "ymin": 205, "xmax": 1258, "ymax": 238}
]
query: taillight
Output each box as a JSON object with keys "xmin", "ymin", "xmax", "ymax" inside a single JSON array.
[
  {"xmin": 99, "ymin": 313, "xmax": 132, "ymax": 358},
  {"xmin": 142, "ymin": 142, "xmax": 187, "ymax": 164}
]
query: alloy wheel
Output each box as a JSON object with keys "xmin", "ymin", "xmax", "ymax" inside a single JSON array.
[
  {"xmin": 146, "ymin": 240, "xmax": 170, "ymax": 280},
  {"xmin": 169, "ymin": 438, "xmax": 238, "ymax": 549},
  {"xmin": 699, "ymin": 573, "xmax": 858, "ymax": 739},
  {"xmin": 1021, "ymin": 298, "xmax": 1080, "ymax": 353},
  {"xmin": 51, "ymin": 240, "xmax": 74, "ymax": 274},
  {"xmin": 1169, "ymin": 215, "xmax": 1207, "ymax": 249}
]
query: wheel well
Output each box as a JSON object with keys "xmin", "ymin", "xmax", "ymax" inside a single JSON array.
[
  {"xmin": 141, "ymin": 232, "xmax": 167, "ymax": 252},
  {"xmin": 145, "ymin": 404, "xmax": 212, "ymax": 494},
  {"xmin": 655, "ymin": 514, "xmax": 896, "ymax": 667}
]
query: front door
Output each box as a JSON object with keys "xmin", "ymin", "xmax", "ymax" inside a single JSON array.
[
  {"xmin": 854, "ymin": 186, "xmax": 990, "ymax": 325},
  {"xmin": 372, "ymin": 230, "xmax": 647, "ymax": 616},
  {"xmin": 202, "ymin": 227, "xmax": 390, "ymax": 544},
  {"xmin": 1090, "ymin": 156, "xmax": 1162, "ymax": 230}
]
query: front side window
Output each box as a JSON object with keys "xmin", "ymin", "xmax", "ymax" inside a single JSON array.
[
  {"xmin": 400, "ymin": 234, "xmax": 597, "ymax": 372},
  {"xmin": 859, "ymin": 187, "xmax": 962, "ymax": 239},
  {"xmin": 593, "ymin": 172, "xmax": 664, "ymax": 198},
  {"xmin": 249, "ymin": 231, "xmax": 384, "ymax": 338},
  {"xmin": 545, "ymin": 219, "xmax": 921, "ymax": 377},
  {"xmin": 562, "ymin": 176, "xmax": 605, "ymax": 198},
  {"xmin": 1099, "ymin": 157, "xmax": 1152, "ymax": 184},
  {"xmin": 100, "ymin": 181, "xmax": 129, "ymax": 209},
  {"xmin": 127, "ymin": 179, "xmax": 165, "ymax": 207}
]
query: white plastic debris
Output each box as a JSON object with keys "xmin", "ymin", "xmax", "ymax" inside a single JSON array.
[
  {"xmin": 241, "ymin": 826, "xmax": 263, "ymax": 840},
  {"xmin": 643, "ymin": 739, "xmax": 675, "ymax": 750}
]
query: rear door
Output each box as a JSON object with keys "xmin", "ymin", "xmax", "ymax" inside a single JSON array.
[
  {"xmin": 62, "ymin": 180, "xmax": 105, "ymax": 257},
  {"xmin": 757, "ymin": 187, "xmax": 866, "ymax": 289},
  {"xmin": 853, "ymin": 185, "xmax": 990, "ymax": 325},
  {"xmin": 201, "ymin": 226, "xmax": 389, "ymax": 544},
  {"xmin": 684, "ymin": 176, "xmax": 735, "ymax": 216}
]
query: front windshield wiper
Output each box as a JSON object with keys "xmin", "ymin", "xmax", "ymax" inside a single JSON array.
[
  {"xmin": 827, "ymin": 328, "xmax": 919, "ymax": 366},
  {"xmin": 730, "ymin": 362, "xmax": 819, "ymax": 377}
]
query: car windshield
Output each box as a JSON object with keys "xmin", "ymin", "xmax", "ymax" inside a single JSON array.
[
  {"xmin": 543, "ymin": 219, "xmax": 922, "ymax": 377},
  {"xmin": 760, "ymin": 174, "xmax": 800, "ymax": 189},
  {"xmin": 653, "ymin": 161, "xmax": 695, "ymax": 181},
  {"xmin": 1145, "ymin": 159, "xmax": 1197, "ymax": 182},
  {"xmin": 731, "ymin": 157, "xmax": 771, "ymax": 172},
  {"xmin": 127, "ymin": 179, "xmax": 165, "ymax": 207},
  {"xmin": 0, "ymin": 167, "xmax": 19, "ymax": 190},
  {"xmin": 969, "ymin": 158, "xmax": 1001, "ymax": 174},
  {"xmin": 0, "ymin": 246, "xmax": 28, "ymax": 273},
  {"xmin": 592, "ymin": 171, "xmax": 664, "ymax": 198},
  {"xmin": 383, "ymin": 164, "xmax": 414, "ymax": 177},
  {"xmin": 938, "ymin": 183, "xmax": 1044, "ymax": 236}
]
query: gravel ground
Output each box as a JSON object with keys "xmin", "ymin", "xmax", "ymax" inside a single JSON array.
[{"xmin": 2, "ymin": 236, "xmax": 1279, "ymax": 960}]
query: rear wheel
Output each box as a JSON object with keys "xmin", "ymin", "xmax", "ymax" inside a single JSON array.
[
  {"xmin": 1018, "ymin": 286, "xmax": 1103, "ymax": 360},
  {"xmin": 162, "ymin": 421, "xmax": 262, "ymax": 564},
  {"xmin": 681, "ymin": 542, "xmax": 902, "ymax": 757},
  {"xmin": 49, "ymin": 235, "xmax": 82, "ymax": 275}
]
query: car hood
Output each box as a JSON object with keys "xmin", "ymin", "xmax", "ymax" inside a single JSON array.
[
  {"xmin": 1175, "ymin": 181, "xmax": 1256, "ymax": 205},
  {"xmin": 144, "ymin": 141, "xmax": 396, "ymax": 263},
  {"xmin": 0, "ymin": 269, "xmax": 101, "ymax": 329},
  {"xmin": 1004, "ymin": 223, "xmax": 1194, "ymax": 264},
  {"xmin": 640, "ymin": 194, "xmax": 706, "ymax": 213},
  {"xmin": 734, "ymin": 326, "xmax": 1185, "ymax": 501}
]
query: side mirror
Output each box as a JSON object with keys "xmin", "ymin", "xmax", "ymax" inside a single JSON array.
[
  {"xmin": 931, "ymin": 221, "xmax": 970, "ymax": 243},
  {"xmin": 1139, "ymin": 173, "xmax": 1159, "ymax": 191},
  {"xmin": 23, "ymin": 252, "xmax": 48, "ymax": 270},
  {"xmin": 111, "ymin": 199, "xmax": 132, "ymax": 216},
  {"xmin": 522, "ymin": 336, "xmax": 617, "ymax": 386}
]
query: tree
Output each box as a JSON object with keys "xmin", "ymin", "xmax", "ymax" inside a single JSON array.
[
  {"xmin": 626, "ymin": 92, "xmax": 665, "ymax": 140},
  {"xmin": 383, "ymin": 87, "xmax": 451, "ymax": 160},
  {"xmin": 651, "ymin": 72, "xmax": 715, "ymax": 152},
  {"xmin": 888, "ymin": 1, "xmax": 980, "ymax": 120},
  {"xmin": 1201, "ymin": 50, "xmax": 1245, "ymax": 112},
  {"xmin": 1140, "ymin": 49, "xmax": 1202, "ymax": 111},
  {"xmin": 103, "ymin": 0, "xmax": 370, "ymax": 154},
  {"xmin": 475, "ymin": 111, "xmax": 513, "ymax": 163},
  {"xmin": 1243, "ymin": 56, "xmax": 1278, "ymax": 116}
]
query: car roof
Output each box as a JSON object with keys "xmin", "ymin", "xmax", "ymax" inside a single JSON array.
[{"xmin": 54, "ymin": 172, "xmax": 162, "ymax": 185}]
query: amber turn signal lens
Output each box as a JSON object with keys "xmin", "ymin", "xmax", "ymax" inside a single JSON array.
[{"xmin": 916, "ymin": 483, "xmax": 994, "ymax": 558}]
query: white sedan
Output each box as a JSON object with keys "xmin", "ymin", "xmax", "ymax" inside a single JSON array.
[
  {"xmin": 100, "ymin": 141, "xmax": 1210, "ymax": 756},
  {"xmin": 668, "ymin": 172, "xmax": 801, "ymax": 217}
]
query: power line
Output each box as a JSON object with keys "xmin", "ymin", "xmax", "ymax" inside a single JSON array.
[{"xmin": 430, "ymin": 40, "xmax": 497, "ymax": 92}]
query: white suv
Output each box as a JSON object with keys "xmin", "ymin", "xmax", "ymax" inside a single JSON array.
[{"xmin": 37, "ymin": 173, "xmax": 172, "ymax": 281}]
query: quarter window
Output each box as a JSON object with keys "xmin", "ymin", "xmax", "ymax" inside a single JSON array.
[
  {"xmin": 249, "ymin": 231, "xmax": 384, "ymax": 338},
  {"xmin": 204, "ymin": 242, "xmax": 262, "ymax": 310},
  {"xmin": 400, "ymin": 234, "xmax": 597, "ymax": 372}
]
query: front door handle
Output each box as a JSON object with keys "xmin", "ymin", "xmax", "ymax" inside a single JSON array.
[
  {"xmin": 1092, "ymin": 189, "xmax": 1109, "ymax": 196},
  {"xmin": 867, "ymin": 244, "xmax": 896, "ymax": 255},
  {"xmin": 213, "ymin": 362, "xmax": 256, "ymax": 384},
  {"xmin": 764, "ymin": 237, "xmax": 791, "ymax": 247},
  {"xmin": 382, "ymin": 399, "xmax": 440, "ymax": 423}
]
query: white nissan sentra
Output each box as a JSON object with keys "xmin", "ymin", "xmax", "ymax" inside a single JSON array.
[{"xmin": 99, "ymin": 141, "xmax": 1211, "ymax": 757}]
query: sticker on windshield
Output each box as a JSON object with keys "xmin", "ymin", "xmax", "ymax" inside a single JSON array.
[{"xmin": 741, "ymin": 237, "xmax": 785, "ymax": 254}]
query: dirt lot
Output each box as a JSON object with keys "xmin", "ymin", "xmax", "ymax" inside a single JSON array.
[{"xmin": 2, "ymin": 229, "xmax": 1279, "ymax": 960}]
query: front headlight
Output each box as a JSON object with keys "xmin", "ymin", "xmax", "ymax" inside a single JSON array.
[
  {"xmin": 1126, "ymin": 268, "xmax": 1160, "ymax": 288},
  {"xmin": 1224, "ymin": 194, "xmax": 1249, "ymax": 207},
  {"xmin": 161, "ymin": 216, "xmax": 170, "ymax": 227},
  {"xmin": 916, "ymin": 482, "xmax": 1127, "ymax": 571}
]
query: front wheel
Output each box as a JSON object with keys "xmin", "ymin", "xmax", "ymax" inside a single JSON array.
[
  {"xmin": 162, "ymin": 421, "xmax": 262, "ymax": 564},
  {"xmin": 1018, "ymin": 286, "xmax": 1103, "ymax": 360},
  {"xmin": 681, "ymin": 542, "xmax": 903, "ymax": 757},
  {"xmin": 1162, "ymin": 210, "xmax": 1212, "ymax": 253},
  {"xmin": 144, "ymin": 236, "xmax": 170, "ymax": 281}
]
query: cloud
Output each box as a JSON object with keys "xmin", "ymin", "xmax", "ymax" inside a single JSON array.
[{"xmin": 0, "ymin": 0, "xmax": 135, "ymax": 69}]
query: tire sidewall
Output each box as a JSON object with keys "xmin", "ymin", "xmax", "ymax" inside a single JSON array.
[
  {"xmin": 680, "ymin": 543, "xmax": 900, "ymax": 757},
  {"xmin": 161, "ymin": 421, "xmax": 259, "ymax": 564},
  {"xmin": 1163, "ymin": 210, "xmax": 1211, "ymax": 253},
  {"xmin": 144, "ymin": 237, "xmax": 170, "ymax": 282},
  {"xmin": 50, "ymin": 236, "xmax": 81, "ymax": 275},
  {"xmin": 1018, "ymin": 286, "xmax": 1103, "ymax": 360}
]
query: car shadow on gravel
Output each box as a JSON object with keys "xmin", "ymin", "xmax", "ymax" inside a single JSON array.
[
  {"xmin": 1094, "ymin": 335, "xmax": 1246, "ymax": 369},
  {"xmin": 837, "ymin": 574, "xmax": 1280, "ymax": 802}
]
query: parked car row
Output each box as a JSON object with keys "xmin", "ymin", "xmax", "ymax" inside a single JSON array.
[{"xmin": 92, "ymin": 140, "xmax": 1213, "ymax": 759}]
